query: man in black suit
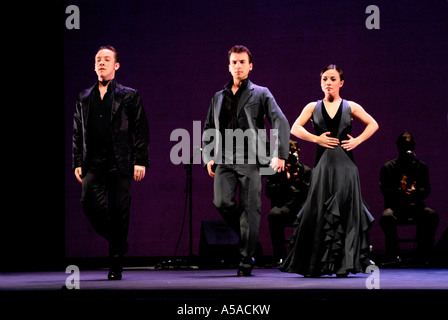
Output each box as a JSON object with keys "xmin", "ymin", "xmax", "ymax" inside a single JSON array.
[
  {"xmin": 72, "ymin": 45, "xmax": 149, "ymax": 280},
  {"xmin": 379, "ymin": 132, "xmax": 439, "ymax": 265},
  {"xmin": 202, "ymin": 45, "xmax": 290, "ymax": 276}
]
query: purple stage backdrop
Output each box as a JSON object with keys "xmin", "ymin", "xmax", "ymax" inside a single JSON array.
[{"xmin": 64, "ymin": 0, "xmax": 447, "ymax": 258}]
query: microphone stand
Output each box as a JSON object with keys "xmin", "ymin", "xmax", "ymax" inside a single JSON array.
[
  {"xmin": 184, "ymin": 159, "xmax": 194, "ymax": 258},
  {"xmin": 184, "ymin": 146, "xmax": 203, "ymax": 265},
  {"xmin": 156, "ymin": 147, "xmax": 201, "ymax": 269}
]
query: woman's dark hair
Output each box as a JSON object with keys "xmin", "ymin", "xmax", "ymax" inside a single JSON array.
[
  {"xmin": 228, "ymin": 45, "xmax": 253, "ymax": 63},
  {"xmin": 320, "ymin": 64, "xmax": 344, "ymax": 81}
]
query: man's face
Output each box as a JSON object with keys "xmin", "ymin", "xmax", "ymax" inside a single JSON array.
[
  {"xmin": 94, "ymin": 49, "xmax": 119, "ymax": 81},
  {"xmin": 398, "ymin": 136, "xmax": 415, "ymax": 157},
  {"xmin": 228, "ymin": 52, "xmax": 253, "ymax": 82}
]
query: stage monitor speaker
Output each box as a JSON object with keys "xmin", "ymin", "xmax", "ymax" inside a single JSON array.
[{"xmin": 199, "ymin": 220, "xmax": 239, "ymax": 268}]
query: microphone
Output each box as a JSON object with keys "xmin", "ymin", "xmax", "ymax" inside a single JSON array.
[
  {"xmin": 406, "ymin": 150, "xmax": 416, "ymax": 158},
  {"xmin": 405, "ymin": 150, "xmax": 417, "ymax": 161}
]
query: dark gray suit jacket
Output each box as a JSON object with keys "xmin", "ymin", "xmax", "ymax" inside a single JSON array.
[{"xmin": 202, "ymin": 80, "xmax": 290, "ymax": 167}]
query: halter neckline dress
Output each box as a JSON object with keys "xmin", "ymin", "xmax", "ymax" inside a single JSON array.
[{"xmin": 281, "ymin": 99, "xmax": 374, "ymax": 276}]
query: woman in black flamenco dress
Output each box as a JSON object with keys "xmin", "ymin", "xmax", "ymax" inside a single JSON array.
[{"xmin": 281, "ymin": 65, "xmax": 379, "ymax": 277}]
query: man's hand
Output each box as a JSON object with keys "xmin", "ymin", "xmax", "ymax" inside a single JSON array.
[
  {"xmin": 74, "ymin": 167, "xmax": 82, "ymax": 183},
  {"xmin": 406, "ymin": 182, "xmax": 416, "ymax": 195},
  {"xmin": 270, "ymin": 157, "xmax": 285, "ymax": 173},
  {"xmin": 207, "ymin": 160, "xmax": 215, "ymax": 178},
  {"xmin": 134, "ymin": 165, "xmax": 146, "ymax": 181}
]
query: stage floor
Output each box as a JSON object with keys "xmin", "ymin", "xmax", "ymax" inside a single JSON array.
[
  {"xmin": 1, "ymin": 267, "xmax": 447, "ymax": 316},
  {"xmin": 2, "ymin": 267, "xmax": 448, "ymax": 291}
]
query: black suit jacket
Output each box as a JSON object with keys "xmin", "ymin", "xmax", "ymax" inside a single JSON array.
[
  {"xmin": 202, "ymin": 80, "xmax": 290, "ymax": 167},
  {"xmin": 72, "ymin": 81, "xmax": 149, "ymax": 176},
  {"xmin": 379, "ymin": 157, "xmax": 431, "ymax": 211}
]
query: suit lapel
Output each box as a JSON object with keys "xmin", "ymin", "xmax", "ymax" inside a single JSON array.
[
  {"xmin": 237, "ymin": 81, "xmax": 254, "ymax": 116},
  {"xmin": 81, "ymin": 85, "xmax": 94, "ymax": 124},
  {"xmin": 214, "ymin": 93, "xmax": 224, "ymax": 129},
  {"xmin": 111, "ymin": 83, "xmax": 124, "ymax": 121}
]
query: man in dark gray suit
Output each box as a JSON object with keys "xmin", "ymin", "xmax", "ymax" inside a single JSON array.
[{"xmin": 202, "ymin": 45, "xmax": 290, "ymax": 276}]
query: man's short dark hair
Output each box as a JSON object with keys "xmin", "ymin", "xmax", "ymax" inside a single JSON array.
[
  {"xmin": 97, "ymin": 45, "xmax": 119, "ymax": 63},
  {"xmin": 228, "ymin": 45, "xmax": 252, "ymax": 63},
  {"xmin": 396, "ymin": 131, "xmax": 415, "ymax": 151}
]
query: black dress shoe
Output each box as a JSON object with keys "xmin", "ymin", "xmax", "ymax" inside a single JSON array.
[
  {"xmin": 336, "ymin": 272, "xmax": 348, "ymax": 278},
  {"xmin": 107, "ymin": 270, "xmax": 122, "ymax": 280},
  {"xmin": 108, "ymin": 255, "xmax": 123, "ymax": 280},
  {"xmin": 237, "ymin": 265, "xmax": 253, "ymax": 277},
  {"xmin": 304, "ymin": 273, "xmax": 321, "ymax": 278},
  {"xmin": 237, "ymin": 257, "xmax": 255, "ymax": 276}
]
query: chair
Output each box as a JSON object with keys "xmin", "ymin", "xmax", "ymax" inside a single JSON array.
[
  {"xmin": 397, "ymin": 216, "xmax": 418, "ymax": 248},
  {"xmin": 382, "ymin": 216, "xmax": 418, "ymax": 267}
]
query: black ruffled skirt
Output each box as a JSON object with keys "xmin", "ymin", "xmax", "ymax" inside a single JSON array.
[{"xmin": 280, "ymin": 146, "xmax": 374, "ymax": 276}]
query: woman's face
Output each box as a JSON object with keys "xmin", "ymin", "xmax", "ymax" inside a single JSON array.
[{"xmin": 321, "ymin": 69, "xmax": 344, "ymax": 95}]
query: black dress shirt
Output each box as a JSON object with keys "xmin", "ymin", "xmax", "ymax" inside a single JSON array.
[
  {"xmin": 87, "ymin": 79, "xmax": 115, "ymax": 158},
  {"xmin": 219, "ymin": 78, "xmax": 249, "ymax": 163}
]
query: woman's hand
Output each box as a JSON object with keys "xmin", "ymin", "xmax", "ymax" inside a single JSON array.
[
  {"xmin": 341, "ymin": 134, "xmax": 360, "ymax": 151},
  {"xmin": 316, "ymin": 132, "xmax": 339, "ymax": 149}
]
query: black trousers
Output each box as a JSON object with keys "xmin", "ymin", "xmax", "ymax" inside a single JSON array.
[
  {"xmin": 81, "ymin": 157, "xmax": 131, "ymax": 257},
  {"xmin": 213, "ymin": 164, "xmax": 261, "ymax": 268},
  {"xmin": 380, "ymin": 206, "xmax": 439, "ymax": 260}
]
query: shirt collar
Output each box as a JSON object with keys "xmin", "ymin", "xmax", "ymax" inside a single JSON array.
[
  {"xmin": 224, "ymin": 77, "xmax": 249, "ymax": 92},
  {"xmin": 94, "ymin": 78, "xmax": 116, "ymax": 93}
]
